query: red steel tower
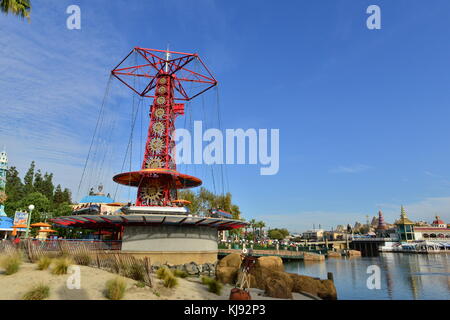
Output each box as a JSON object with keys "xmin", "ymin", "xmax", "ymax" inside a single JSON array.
[{"xmin": 111, "ymin": 47, "xmax": 217, "ymax": 207}]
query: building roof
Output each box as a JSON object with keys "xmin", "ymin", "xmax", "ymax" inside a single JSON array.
[
  {"xmin": 79, "ymin": 195, "xmax": 114, "ymax": 204},
  {"xmin": 432, "ymin": 216, "xmax": 445, "ymax": 225},
  {"xmin": 395, "ymin": 206, "xmax": 414, "ymax": 225}
]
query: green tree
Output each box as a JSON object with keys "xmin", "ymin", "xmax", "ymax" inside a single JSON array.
[
  {"xmin": 62, "ymin": 188, "xmax": 72, "ymax": 204},
  {"xmin": 17, "ymin": 192, "xmax": 51, "ymax": 224},
  {"xmin": 268, "ymin": 228, "xmax": 289, "ymax": 240},
  {"xmin": 33, "ymin": 169, "xmax": 43, "ymax": 194},
  {"xmin": 23, "ymin": 161, "xmax": 35, "ymax": 195},
  {"xmin": 41, "ymin": 172, "xmax": 54, "ymax": 201},
  {"xmin": 0, "ymin": 0, "xmax": 31, "ymax": 20},
  {"xmin": 53, "ymin": 184, "xmax": 64, "ymax": 205}
]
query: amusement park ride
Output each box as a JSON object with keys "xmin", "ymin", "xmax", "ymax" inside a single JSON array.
[{"xmin": 51, "ymin": 47, "xmax": 246, "ymax": 264}]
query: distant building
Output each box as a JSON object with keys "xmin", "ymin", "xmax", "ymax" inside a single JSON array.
[
  {"xmin": 414, "ymin": 216, "xmax": 450, "ymax": 240},
  {"xmin": 302, "ymin": 229, "xmax": 324, "ymax": 241},
  {"xmin": 395, "ymin": 206, "xmax": 416, "ymax": 242}
]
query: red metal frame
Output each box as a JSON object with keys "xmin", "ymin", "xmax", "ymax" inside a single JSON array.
[
  {"xmin": 111, "ymin": 47, "xmax": 217, "ymax": 101},
  {"xmin": 112, "ymin": 47, "xmax": 217, "ymax": 207}
]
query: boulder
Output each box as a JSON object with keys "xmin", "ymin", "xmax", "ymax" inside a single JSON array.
[
  {"xmin": 347, "ymin": 250, "xmax": 361, "ymax": 256},
  {"xmin": 327, "ymin": 251, "xmax": 341, "ymax": 258},
  {"xmin": 303, "ymin": 252, "xmax": 325, "ymax": 261},
  {"xmin": 289, "ymin": 273, "xmax": 337, "ymax": 300},
  {"xmin": 216, "ymin": 266, "xmax": 239, "ymax": 284},
  {"xmin": 265, "ymin": 277, "xmax": 293, "ymax": 299},
  {"xmin": 216, "ymin": 253, "xmax": 242, "ymax": 285},
  {"xmin": 184, "ymin": 262, "xmax": 200, "ymax": 275},
  {"xmin": 218, "ymin": 253, "xmax": 242, "ymax": 268},
  {"xmin": 255, "ymin": 256, "xmax": 284, "ymax": 272},
  {"xmin": 317, "ymin": 279, "xmax": 337, "ymax": 300}
]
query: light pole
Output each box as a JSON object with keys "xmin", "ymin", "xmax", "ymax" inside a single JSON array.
[{"xmin": 25, "ymin": 204, "xmax": 35, "ymax": 238}]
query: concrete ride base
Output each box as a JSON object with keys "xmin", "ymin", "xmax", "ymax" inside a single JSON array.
[{"xmin": 121, "ymin": 225, "xmax": 219, "ymax": 264}]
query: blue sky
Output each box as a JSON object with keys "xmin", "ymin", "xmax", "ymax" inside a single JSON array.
[{"xmin": 2, "ymin": 0, "xmax": 450, "ymax": 232}]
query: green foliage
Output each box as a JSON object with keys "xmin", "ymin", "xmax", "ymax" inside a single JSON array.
[
  {"xmin": 105, "ymin": 278, "xmax": 126, "ymax": 300},
  {"xmin": 51, "ymin": 257, "xmax": 72, "ymax": 275},
  {"xmin": 36, "ymin": 256, "xmax": 52, "ymax": 270},
  {"xmin": 163, "ymin": 273, "xmax": 178, "ymax": 288},
  {"xmin": 156, "ymin": 266, "xmax": 170, "ymax": 279},
  {"xmin": 206, "ymin": 278, "xmax": 223, "ymax": 295},
  {"xmin": 125, "ymin": 263, "xmax": 145, "ymax": 282},
  {"xmin": 0, "ymin": 253, "xmax": 22, "ymax": 275},
  {"xmin": 5, "ymin": 161, "xmax": 73, "ymax": 220},
  {"xmin": 179, "ymin": 188, "xmax": 241, "ymax": 219},
  {"xmin": 173, "ymin": 270, "xmax": 188, "ymax": 278},
  {"xmin": 22, "ymin": 284, "xmax": 50, "ymax": 300},
  {"xmin": 268, "ymin": 228, "xmax": 290, "ymax": 240},
  {"xmin": 201, "ymin": 276, "xmax": 213, "ymax": 285},
  {"xmin": 135, "ymin": 281, "xmax": 146, "ymax": 288}
]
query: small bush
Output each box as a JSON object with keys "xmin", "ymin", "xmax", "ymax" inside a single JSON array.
[
  {"xmin": 207, "ymin": 278, "xmax": 223, "ymax": 295},
  {"xmin": 51, "ymin": 257, "xmax": 73, "ymax": 275},
  {"xmin": 1, "ymin": 253, "xmax": 22, "ymax": 275},
  {"xmin": 173, "ymin": 270, "xmax": 188, "ymax": 278},
  {"xmin": 22, "ymin": 284, "xmax": 50, "ymax": 300},
  {"xmin": 201, "ymin": 276, "xmax": 213, "ymax": 285},
  {"xmin": 73, "ymin": 252, "xmax": 92, "ymax": 266},
  {"xmin": 105, "ymin": 278, "xmax": 126, "ymax": 300},
  {"xmin": 126, "ymin": 264, "xmax": 146, "ymax": 282},
  {"xmin": 163, "ymin": 273, "xmax": 178, "ymax": 288},
  {"xmin": 37, "ymin": 256, "xmax": 52, "ymax": 271},
  {"xmin": 156, "ymin": 266, "xmax": 170, "ymax": 279},
  {"xmin": 136, "ymin": 281, "xmax": 146, "ymax": 288}
]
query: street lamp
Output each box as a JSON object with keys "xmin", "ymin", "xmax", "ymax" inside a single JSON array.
[{"xmin": 25, "ymin": 204, "xmax": 35, "ymax": 238}]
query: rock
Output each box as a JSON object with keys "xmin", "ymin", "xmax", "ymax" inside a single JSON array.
[
  {"xmin": 184, "ymin": 262, "xmax": 200, "ymax": 275},
  {"xmin": 218, "ymin": 253, "xmax": 242, "ymax": 268},
  {"xmin": 265, "ymin": 277, "xmax": 293, "ymax": 299},
  {"xmin": 303, "ymin": 252, "xmax": 325, "ymax": 261},
  {"xmin": 347, "ymin": 250, "xmax": 361, "ymax": 256},
  {"xmin": 216, "ymin": 253, "xmax": 242, "ymax": 285},
  {"xmin": 289, "ymin": 273, "xmax": 337, "ymax": 300},
  {"xmin": 327, "ymin": 251, "xmax": 341, "ymax": 258},
  {"xmin": 216, "ymin": 266, "xmax": 239, "ymax": 284},
  {"xmin": 317, "ymin": 279, "xmax": 337, "ymax": 300},
  {"xmin": 255, "ymin": 256, "xmax": 284, "ymax": 272}
]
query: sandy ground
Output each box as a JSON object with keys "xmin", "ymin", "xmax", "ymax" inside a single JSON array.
[{"xmin": 0, "ymin": 263, "xmax": 313, "ymax": 300}]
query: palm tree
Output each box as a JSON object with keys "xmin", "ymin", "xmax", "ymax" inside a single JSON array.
[
  {"xmin": 258, "ymin": 221, "xmax": 266, "ymax": 239},
  {"xmin": 249, "ymin": 219, "xmax": 256, "ymax": 242},
  {"xmin": 1, "ymin": 0, "xmax": 31, "ymax": 20}
]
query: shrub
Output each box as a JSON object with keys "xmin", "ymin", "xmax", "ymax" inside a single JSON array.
[
  {"xmin": 136, "ymin": 281, "xmax": 146, "ymax": 288},
  {"xmin": 201, "ymin": 276, "xmax": 213, "ymax": 285},
  {"xmin": 173, "ymin": 270, "xmax": 188, "ymax": 278},
  {"xmin": 22, "ymin": 284, "xmax": 50, "ymax": 300},
  {"xmin": 207, "ymin": 278, "xmax": 223, "ymax": 295},
  {"xmin": 51, "ymin": 257, "xmax": 73, "ymax": 275},
  {"xmin": 1, "ymin": 253, "xmax": 22, "ymax": 275},
  {"xmin": 36, "ymin": 256, "xmax": 52, "ymax": 270},
  {"xmin": 73, "ymin": 252, "xmax": 92, "ymax": 266},
  {"xmin": 163, "ymin": 273, "xmax": 178, "ymax": 288},
  {"xmin": 126, "ymin": 263, "xmax": 146, "ymax": 282},
  {"xmin": 105, "ymin": 278, "xmax": 126, "ymax": 300},
  {"xmin": 156, "ymin": 266, "xmax": 170, "ymax": 279}
]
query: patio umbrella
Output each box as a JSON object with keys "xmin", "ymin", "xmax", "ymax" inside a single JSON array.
[
  {"xmin": 37, "ymin": 229, "xmax": 57, "ymax": 233},
  {"xmin": 31, "ymin": 222, "xmax": 51, "ymax": 228}
]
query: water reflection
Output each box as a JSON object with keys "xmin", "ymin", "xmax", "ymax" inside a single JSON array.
[{"xmin": 284, "ymin": 253, "xmax": 450, "ymax": 300}]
